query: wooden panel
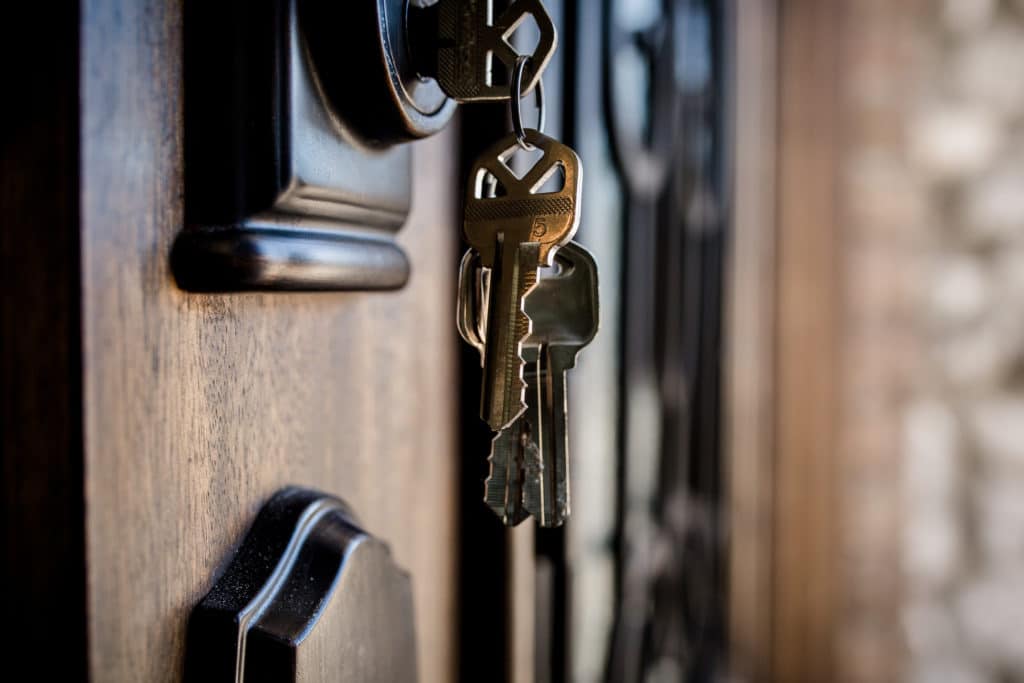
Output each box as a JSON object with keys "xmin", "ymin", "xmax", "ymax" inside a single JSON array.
[
  {"xmin": 80, "ymin": 1, "xmax": 458, "ymax": 681},
  {"xmin": 732, "ymin": 2, "xmax": 916, "ymax": 680},
  {"xmin": 725, "ymin": 1, "xmax": 778, "ymax": 681},
  {"xmin": 773, "ymin": 0, "xmax": 842, "ymax": 681}
]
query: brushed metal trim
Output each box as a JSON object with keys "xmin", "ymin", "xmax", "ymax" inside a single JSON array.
[{"xmin": 171, "ymin": 228, "xmax": 410, "ymax": 292}]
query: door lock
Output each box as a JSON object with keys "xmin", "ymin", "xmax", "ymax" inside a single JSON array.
[
  {"xmin": 299, "ymin": 0, "xmax": 559, "ymax": 142},
  {"xmin": 173, "ymin": 0, "xmax": 560, "ymax": 293},
  {"xmin": 174, "ymin": 0, "xmax": 460, "ymax": 293},
  {"xmin": 299, "ymin": 0, "xmax": 457, "ymax": 145}
]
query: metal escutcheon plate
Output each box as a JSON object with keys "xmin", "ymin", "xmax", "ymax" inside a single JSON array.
[{"xmin": 300, "ymin": 0, "xmax": 457, "ymax": 144}]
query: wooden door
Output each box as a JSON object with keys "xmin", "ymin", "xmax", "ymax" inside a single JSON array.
[
  {"xmin": 5, "ymin": 1, "xmax": 749, "ymax": 681},
  {"xmin": 3, "ymin": 1, "xmax": 459, "ymax": 680}
]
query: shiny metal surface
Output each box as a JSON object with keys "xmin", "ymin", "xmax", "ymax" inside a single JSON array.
[
  {"xmin": 457, "ymin": 248, "xmax": 488, "ymax": 358},
  {"xmin": 171, "ymin": 228, "xmax": 410, "ymax": 292},
  {"xmin": 176, "ymin": 0, "xmax": 433, "ymax": 292},
  {"xmin": 464, "ymin": 130, "xmax": 582, "ymax": 432},
  {"xmin": 519, "ymin": 241, "xmax": 600, "ymax": 527},
  {"xmin": 301, "ymin": 0, "xmax": 457, "ymax": 143},
  {"xmin": 460, "ymin": 242, "xmax": 599, "ymax": 528},
  {"xmin": 485, "ymin": 413, "xmax": 533, "ymax": 526},
  {"xmin": 510, "ymin": 55, "xmax": 547, "ymax": 150},
  {"xmin": 432, "ymin": 0, "xmax": 558, "ymax": 102}
]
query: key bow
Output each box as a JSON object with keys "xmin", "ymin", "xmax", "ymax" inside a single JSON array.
[
  {"xmin": 464, "ymin": 130, "xmax": 582, "ymax": 267},
  {"xmin": 437, "ymin": 0, "xmax": 558, "ymax": 102}
]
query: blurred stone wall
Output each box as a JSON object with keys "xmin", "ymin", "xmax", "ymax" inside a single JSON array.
[{"xmin": 902, "ymin": 1, "xmax": 1024, "ymax": 681}]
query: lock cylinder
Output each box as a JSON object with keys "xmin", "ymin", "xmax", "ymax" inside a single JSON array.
[{"xmin": 299, "ymin": 0, "xmax": 457, "ymax": 145}]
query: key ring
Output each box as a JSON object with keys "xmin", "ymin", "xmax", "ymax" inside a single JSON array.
[{"xmin": 510, "ymin": 55, "xmax": 546, "ymax": 151}]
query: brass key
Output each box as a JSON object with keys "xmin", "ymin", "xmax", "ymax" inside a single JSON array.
[
  {"xmin": 458, "ymin": 249, "xmax": 528, "ymax": 525},
  {"xmin": 464, "ymin": 130, "xmax": 582, "ymax": 432},
  {"xmin": 458, "ymin": 242, "xmax": 600, "ymax": 527},
  {"xmin": 430, "ymin": 0, "xmax": 558, "ymax": 102}
]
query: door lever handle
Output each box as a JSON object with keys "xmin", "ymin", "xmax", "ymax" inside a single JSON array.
[{"xmin": 185, "ymin": 488, "xmax": 418, "ymax": 682}]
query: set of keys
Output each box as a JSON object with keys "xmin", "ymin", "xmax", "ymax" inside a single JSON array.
[
  {"xmin": 459, "ymin": 238, "xmax": 599, "ymax": 528},
  {"xmin": 439, "ymin": 0, "xmax": 599, "ymax": 528}
]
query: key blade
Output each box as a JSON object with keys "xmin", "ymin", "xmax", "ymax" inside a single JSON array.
[
  {"xmin": 522, "ymin": 347, "xmax": 571, "ymax": 527},
  {"xmin": 480, "ymin": 239, "xmax": 538, "ymax": 431},
  {"xmin": 485, "ymin": 423, "xmax": 530, "ymax": 526}
]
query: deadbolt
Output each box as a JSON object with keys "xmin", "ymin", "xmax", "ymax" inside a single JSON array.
[{"xmin": 300, "ymin": 0, "xmax": 457, "ymax": 145}]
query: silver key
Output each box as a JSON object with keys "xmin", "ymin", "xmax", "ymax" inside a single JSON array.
[
  {"xmin": 459, "ymin": 243, "xmax": 600, "ymax": 527},
  {"xmin": 458, "ymin": 249, "xmax": 529, "ymax": 525},
  {"xmin": 520, "ymin": 241, "xmax": 600, "ymax": 527},
  {"xmin": 484, "ymin": 415, "xmax": 532, "ymax": 526},
  {"xmin": 458, "ymin": 249, "xmax": 530, "ymax": 525},
  {"xmin": 464, "ymin": 130, "xmax": 582, "ymax": 432},
  {"xmin": 436, "ymin": 0, "xmax": 557, "ymax": 102}
]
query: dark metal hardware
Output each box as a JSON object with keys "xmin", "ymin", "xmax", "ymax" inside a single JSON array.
[
  {"xmin": 174, "ymin": 0, "xmax": 455, "ymax": 292},
  {"xmin": 171, "ymin": 229, "xmax": 410, "ymax": 292},
  {"xmin": 185, "ymin": 487, "xmax": 417, "ymax": 682},
  {"xmin": 604, "ymin": 0, "xmax": 680, "ymax": 198},
  {"xmin": 605, "ymin": 0, "xmax": 727, "ymax": 680},
  {"xmin": 410, "ymin": 0, "xmax": 559, "ymax": 103},
  {"xmin": 301, "ymin": 0, "xmax": 457, "ymax": 144}
]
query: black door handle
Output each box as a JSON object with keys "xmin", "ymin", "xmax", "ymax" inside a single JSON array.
[{"xmin": 186, "ymin": 488, "xmax": 418, "ymax": 682}]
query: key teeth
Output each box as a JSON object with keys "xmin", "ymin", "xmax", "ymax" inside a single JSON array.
[
  {"xmin": 505, "ymin": 374, "xmax": 528, "ymax": 430},
  {"xmin": 488, "ymin": 291, "xmax": 533, "ymax": 432},
  {"xmin": 506, "ymin": 282, "xmax": 536, "ymax": 425},
  {"xmin": 484, "ymin": 430, "xmax": 528, "ymax": 527},
  {"xmin": 485, "ymin": 371, "xmax": 528, "ymax": 433},
  {"xmin": 521, "ymin": 439, "xmax": 549, "ymax": 526}
]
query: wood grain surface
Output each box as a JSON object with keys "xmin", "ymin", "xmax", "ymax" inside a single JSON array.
[
  {"xmin": 81, "ymin": 1, "xmax": 459, "ymax": 680},
  {"xmin": 773, "ymin": 0, "xmax": 842, "ymax": 680}
]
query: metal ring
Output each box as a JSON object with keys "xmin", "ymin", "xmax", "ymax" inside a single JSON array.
[{"xmin": 510, "ymin": 55, "xmax": 546, "ymax": 151}]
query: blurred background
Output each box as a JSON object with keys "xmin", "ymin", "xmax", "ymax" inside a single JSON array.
[
  {"xmin": 493, "ymin": 0, "xmax": 1024, "ymax": 681},
  {"xmin": 734, "ymin": 1, "xmax": 1024, "ymax": 681}
]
